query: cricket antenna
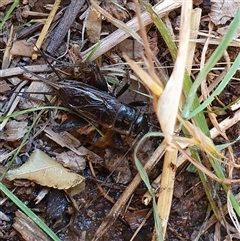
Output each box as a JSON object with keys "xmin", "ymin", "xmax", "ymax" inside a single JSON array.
[{"xmin": 33, "ymin": 44, "xmax": 65, "ymax": 82}]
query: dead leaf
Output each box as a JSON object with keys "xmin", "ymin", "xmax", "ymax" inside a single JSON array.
[
  {"xmin": 55, "ymin": 151, "xmax": 86, "ymax": 171},
  {"xmin": 209, "ymin": 0, "xmax": 240, "ymax": 25},
  {"xmin": 85, "ymin": 7, "xmax": 102, "ymax": 43},
  {"xmin": 10, "ymin": 40, "xmax": 34, "ymax": 57},
  {"xmin": 104, "ymin": 148, "xmax": 132, "ymax": 184},
  {"xmin": 0, "ymin": 0, "xmax": 13, "ymax": 8},
  {"xmin": 0, "ymin": 120, "xmax": 28, "ymax": 142},
  {"xmin": 102, "ymin": 0, "xmax": 129, "ymax": 20},
  {"xmin": 0, "ymin": 80, "xmax": 11, "ymax": 93},
  {"xmin": 44, "ymin": 128, "xmax": 103, "ymax": 165},
  {"xmin": 6, "ymin": 149, "xmax": 85, "ymax": 192},
  {"xmin": 209, "ymin": 1, "xmax": 240, "ymax": 38},
  {"xmin": 117, "ymin": 39, "xmax": 144, "ymax": 60},
  {"xmin": 124, "ymin": 209, "xmax": 149, "ymax": 230}
]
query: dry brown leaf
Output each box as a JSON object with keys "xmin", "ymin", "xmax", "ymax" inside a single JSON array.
[
  {"xmin": 0, "ymin": 0, "xmax": 13, "ymax": 8},
  {"xmin": 44, "ymin": 128, "xmax": 104, "ymax": 166},
  {"xmin": 85, "ymin": 7, "xmax": 102, "ymax": 43},
  {"xmin": 0, "ymin": 80, "xmax": 11, "ymax": 93},
  {"xmin": 104, "ymin": 148, "xmax": 132, "ymax": 184},
  {"xmin": 117, "ymin": 39, "xmax": 144, "ymax": 60},
  {"xmin": 101, "ymin": 0, "xmax": 129, "ymax": 20},
  {"xmin": 209, "ymin": 0, "xmax": 240, "ymax": 38},
  {"xmin": 210, "ymin": 0, "xmax": 240, "ymax": 25},
  {"xmin": 55, "ymin": 151, "xmax": 86, "ymax": 172},
  {"xmin": 6, "ymin": 149, "xmax": 85, "ymax": 192},
  {"xmin": 0, "ymin": 120, "xmax": 28, "ymax": 142},
  {"xmin": 10, "ymin": 40, "xmax": 34, "ymax": 57},
  {"xmin": 124, "ymin": 209, "xmax": 149, "ymax": 230}
]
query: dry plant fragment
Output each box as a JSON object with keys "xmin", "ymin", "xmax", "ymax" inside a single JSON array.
[
  {"xmin": 2, "ymin": 25, "xmax": 13, "ymax": 69},
  {"xmin": 209, "ymin": 0, "xmax": 240, "ymax": 38},
  {"xmin": 6, "ymin": 149, "xmax": 85, "ymax": 192},
  {"xmin": 0, "ymin": 120, "xmax": 28, "ymax": 142},
  {"xmin": 81, "ymin": 0, "xmax": 182, "ymax": 61},
  {"xmin": 124, "ymin": 1, "xmax": 192, "ymax": 239},
  {"xmin": 0, "ymin": 0, "xmax": 13, "ymax": 7},
  {"xmin": 33, "ymin": 0, "xmax": 61, "ymax": 59},
  {"xmin": 10, "ymin": 40, "xmax": 34, "ymax": 57},
  {"xmin": 85, "ymin": 7, "xmax": 102, "ymax": 43},
  {"xmin": 13, "ymin": 210, "xmax": 52, "ymax": 241},
  {"xmin": 46, "ymin": 0, "xmax": 85, "ymax": 54}
]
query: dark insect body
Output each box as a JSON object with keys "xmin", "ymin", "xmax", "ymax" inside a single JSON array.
[{"xmin": 22, "ymin": 63, "xmax": 149, "ymax": 137}]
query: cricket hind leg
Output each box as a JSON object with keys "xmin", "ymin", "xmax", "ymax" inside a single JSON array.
[{"xmin": 52, "ymin": 115, "xmax": 89, "ymax": 133}]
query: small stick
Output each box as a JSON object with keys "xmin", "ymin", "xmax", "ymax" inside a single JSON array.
[
  {"xmin": 33, "ymin": 0, "xmax": 61, "ymax": 59},
  {"xmin": 46, "ymin": 0, "xmax": 85, "ymax": 54}
]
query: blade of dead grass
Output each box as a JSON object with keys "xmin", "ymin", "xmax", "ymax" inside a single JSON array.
[
  {"xmin": 32, "ymin": 0, "xmax": 61, "ymax": 59},
  {"xmin": 185, "ymin": 8, "xmax": 202, "ymax": 74},
  {"xmin": 146, "ymin": 0, "xmax": 240, "ymax": 219},
  {"xmin": 126, "ymin": 1, "xmax": 240, "ymax": 238},
  {"xmin": 155, "ymin": 2, "xmax": 192, "ymax": 237},
  {"xmin": 2, "ymin": 25, "xmax": 13, "ymax": 69}
]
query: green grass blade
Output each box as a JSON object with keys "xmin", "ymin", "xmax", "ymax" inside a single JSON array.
[
  {"xmin": 0, "ymin": 0, "xmax": 19, "ymax": 29},
  {"xmin": 85, "ymin": 41, "xmax": 101, "ymax": 62},
  {"xmin": 0, "ymin": 183, "xmax": 60, "ymax": 241},
  {"xmin": 134, "ymin": 132, "xmax": 164, "ymax": 241},
  {"xmin": 0, "ymin": 109, "xmax": 60, "ymax": 240},
  {"xmin": 0, "ymin": 106, "xmax": 70, "ymax": 122},
  {"xmin": 187, "ymin": 53, "xmax": 240, "ymax": 118},
  {"xmin": 141, "ymin": 2, "xmax": 240, "ymax": 217},
  {"xmin": 182, "ymin": 10, "xmax": 240, "ymax": 119}
]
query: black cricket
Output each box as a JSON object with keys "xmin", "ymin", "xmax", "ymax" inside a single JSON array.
[{"xmin": 22, "ymin": 58, "xmax": 149, "ymax": 137}]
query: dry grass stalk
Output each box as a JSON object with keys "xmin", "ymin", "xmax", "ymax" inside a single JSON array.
[
  {"xmin": 32, "ymin": 0, "xmax": 61, "ymax": 59},
  {"xmin": 81, "ymin": 0, "xmax": 182, "ymax": 61},
  {"xmin": 156, "ymin": 1, "xmax": 192, "ymax": 238},
  {"xmin": 2, "ymin": 25, "xmax": 13, "ymax": 69},
  {"xmin": 210, "ymin": 108, "xmax": 240, "ymax": 138},
  {"xmin": 92, "ymin": 144, "xmax": 166, "ymax": 241},
  {"xmin": 0, "ymin": 65, "xmax": 51, "ymax": 78},
  {"xmin": 185, "ymin": 8, "xmax": 202, "ymax": 74}
]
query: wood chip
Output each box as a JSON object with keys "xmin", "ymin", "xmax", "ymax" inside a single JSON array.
[
  {"xmin": 46, "ymin": 0, "xmax": 85, "ymax": 54},
  {"xmin": 13, "ymin": 210, "xmax": 52, "ymax": 241},
  {"xmin": 0, "ymin": 80, "xmax": 11, "ymax": 93},
  {"xmin": 0, "ymin": 120, "xmax": 28, "ymax": 142}
]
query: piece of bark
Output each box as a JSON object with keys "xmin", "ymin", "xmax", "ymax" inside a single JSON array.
[
  {"xmin": 13, "ymin": 210, "xmax": 52, "ymax": 241},
  {"xmin": 46, "ymin": 0, "xmax": 85, "ymax": 54}
]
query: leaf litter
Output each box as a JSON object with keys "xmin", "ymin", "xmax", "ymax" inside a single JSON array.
[{"xmin": 0, "ymin": 0, "xmax": 240, "ymax": 240}]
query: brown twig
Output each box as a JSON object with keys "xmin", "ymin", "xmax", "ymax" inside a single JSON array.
[{"xmin": 46, "ymin": 0, "xmax": 85, "ymax": 54}]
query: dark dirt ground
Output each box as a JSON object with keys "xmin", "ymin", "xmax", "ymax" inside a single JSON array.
[{"xmin": 0, "ymin": 0, "xmax": 240, "ymax": 240}]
